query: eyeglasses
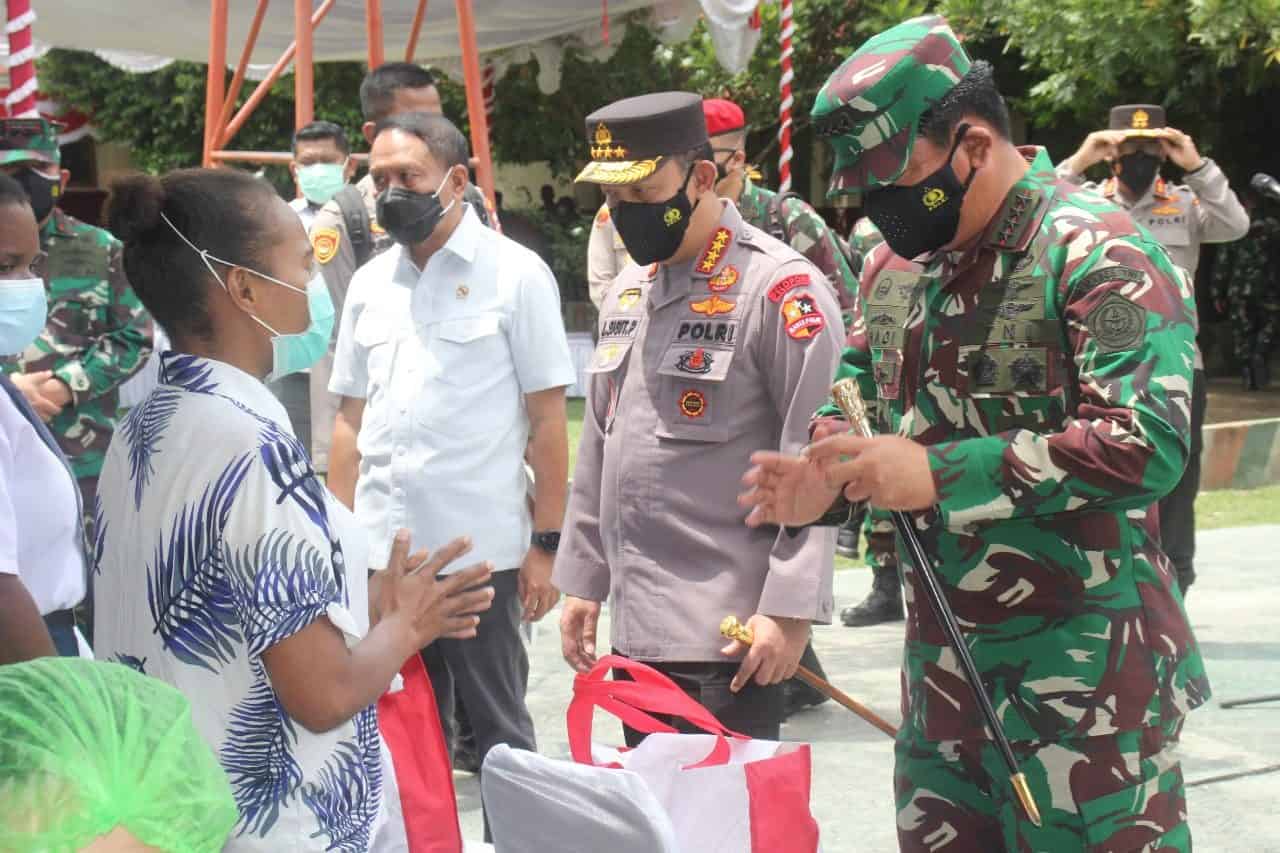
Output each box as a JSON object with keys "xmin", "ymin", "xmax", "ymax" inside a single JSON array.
[{"xmin": 0, "ymin": 250, "xmax": 47, "ymax": 279}]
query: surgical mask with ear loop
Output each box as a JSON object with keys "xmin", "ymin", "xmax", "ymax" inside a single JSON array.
[{"xmin": 161, "ymin": 213, "xmax": 335, "ymax": 383}]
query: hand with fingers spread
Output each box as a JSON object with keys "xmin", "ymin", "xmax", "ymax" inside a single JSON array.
[
  {"xmin": 805, "ymin": 433, "xmax": 937, "ymax": 511},
  {"xmin": 720, "ymin": 614, "xmax": 810, "ymax": 692},
  {"xmin": 738, "ymin": 448, "xmax": 841, "ymax": 528},
  {"xmin": 518, "ymin": 546, "xmax": 560, "ymax": 623},
  {"xmin": 378, "ymin": 530, "xmax": 496, "ymax": 649},
  {"xmin": 1158, "ymin": 127, "xmax": 1204, "ymax": 172},
  {"xmin": 559, "ymin": 595, "xmax": 601, "ymax": 673}
]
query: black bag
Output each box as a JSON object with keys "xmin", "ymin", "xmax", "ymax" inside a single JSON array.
[{"xmin": 332, "ymin": 184, "xmax": 373, "ymax": 269}]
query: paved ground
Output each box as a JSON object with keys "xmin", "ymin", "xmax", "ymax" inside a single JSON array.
[
  {"xmin": 457, "ymin": 525, "xmax": 1280, "ymax": 851},
  {"xmin": 1205, "ymin": 377, "xmax": 1280, "ymax": 424}
]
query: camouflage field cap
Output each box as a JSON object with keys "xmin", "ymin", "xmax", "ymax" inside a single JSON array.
[
  {"xmin": 812, "ymin": 15, "xmax": 971, "ymax": 196},
  {"xmin": 0, "ymin": 117, "xmax": 60, "ymax": 166}
]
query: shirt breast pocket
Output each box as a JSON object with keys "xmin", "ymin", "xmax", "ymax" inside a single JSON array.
[
  {"xmin": 957, "ymin": 344, "xmax": 1069, "ymax": 434},
  {"xmin": 430, "ymin": 313, "xmax": 505, "ymax": 384},
  {"xmin": 418, "ymin": 312, "xmax": 511, "ymax": 434},
  {"xmin": 654, "ymin": 343, "xmax": 736, "ymax": 443}
]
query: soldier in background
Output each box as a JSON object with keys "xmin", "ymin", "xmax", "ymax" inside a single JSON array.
[
  {"xmin": 0, "ymin": 117, "xmax": 153, "ymax": 643},
  {"xmin": 1212, "ymin": 192, "xmax": 1280, "ymax": 390},
  {"xmin": 1058, "ymin": 105, "xmax": 1249, "ymax": 595}
]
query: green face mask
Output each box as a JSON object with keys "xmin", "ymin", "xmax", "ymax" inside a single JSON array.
[{"xmin": 297, "ymin": 161, "xmax": 348, "ymax": 205}]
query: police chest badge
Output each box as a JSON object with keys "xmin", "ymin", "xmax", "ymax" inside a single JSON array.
[
  {"xmin": 675, "ymin": 348, "xmax": 713, "ymax": 374},
  {"xmin": 312, "ymin": 227, "xmax": 340, "ymax": 265},
  {"xmin": 708, "ymin": 265, "xmax": 739, "ymax": 293},
  {"xmin": 781, "ymin": 292, "xmax": 825, "ymax": 340},
  {"xmin": 1086, "ymin": 293, "xmax": 1146, "ymax": 354},
  {"xmin": 679, "ymin": 389, "xmax": 707, "ymax": 418}
]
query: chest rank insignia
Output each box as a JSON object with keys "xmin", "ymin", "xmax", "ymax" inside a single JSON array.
[
  {"xmin": 1151, "ymin": 204, "xmax": 1183, "ymax": 216},
  {"xmin": 973, "ymin": 352, "xmax": 999, "ymax": 387},
  {"xmin": 1009, "ymin": 353, "xmax": 1044, "ymax": 390},
  {"xmin": 690, "ymin": 295, "xmax": 736, "ymax": 317},
  {"xmin": 679, "ymin": 389, "xmax": 707, "ymax": 418},
  {"xmin": 922, "ymin": 187, "xmax": 948, "ymax": 211},
  {"xmin": 708, "ymin": 265, "xmax": 740, "ymax": 293},
  {"xmin": 676, "ymin": 348, "xmax": 713, "ymax": 374},
  {"xmin": 697, "ymin": 227, "xmax": 733, "ymax": 274},
  {"xmin": 617, "ymin": 287, "xmax": 643, "ymax": 311},
  {"xmin": 782, "ymin": 292, "xmax": 826, "ymax": 340}
]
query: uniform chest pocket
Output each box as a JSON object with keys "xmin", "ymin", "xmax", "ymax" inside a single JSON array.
[
  {"xmin": 957, "ymin": 345, "xmax": 1069, "ymax": 434},
  {"xmin": 429, "ymin": 312, "xmax": 506, "ymax": 387},
  {"xmin": 654, "ymin": 342, "xmax": 736, "ymax": 443}
]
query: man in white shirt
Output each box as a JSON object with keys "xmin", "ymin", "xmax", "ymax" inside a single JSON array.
[
  {"xmin": 289, "ymin": 120, "xmax": 356, "ymax": 232},
  {"xmin": 329, "ymin": 112, "xmax": 575, "ymax": 821}
]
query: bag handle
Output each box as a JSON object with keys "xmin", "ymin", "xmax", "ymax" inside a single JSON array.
[{"xmin": 568, "ymin": 655, "xmax": 746, "ymax": 770}]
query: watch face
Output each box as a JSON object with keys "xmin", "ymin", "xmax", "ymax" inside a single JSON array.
[{"xmin": 534, "ymin": 531, "xmax": 561, "ymax": 552}]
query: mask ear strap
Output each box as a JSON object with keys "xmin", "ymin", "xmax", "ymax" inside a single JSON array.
[
  {"xmin": 161, "ymin": 212, "xmax": 227, "ymax": 291},
  {"xmin": 950, "ymin": 123, "xmax": 980, "ymax": 190}
]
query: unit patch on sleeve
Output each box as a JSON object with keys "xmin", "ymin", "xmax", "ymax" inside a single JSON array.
[
  {"xmin": 781, "ymin": 292, "xmax": 826, "ymax": 340},
  {"xmin": 767, "ymin": 273, "xmax": 811, "ymax": 303},
  {"xmin": 312, "ymin": 227, "xmax": 340, "ymax": 265},
  {"xmin": 1086, "ymin": 292, "xmax": 1147, "ymax": 353}
]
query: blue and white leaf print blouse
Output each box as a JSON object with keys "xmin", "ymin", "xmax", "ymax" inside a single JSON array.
[{"xmin": 95, "ymin": 353, "xmax": 393, "ymax": 851}]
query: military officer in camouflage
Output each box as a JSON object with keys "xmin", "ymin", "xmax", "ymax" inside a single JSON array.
[
  {"xmin": 1058, "ymin": 104, "xmax": 1248, "ymax": 595},
  {"xmin": 739, "ymin": 16, "xmax": 1208, "ymax": 850},
  {"xmin": 1212, "ymin": 197, "xmax": 1279, "ymax": 390},
  {"xmin": 0, "ymin": 118, "xmax": 152, "ymax": 516}
]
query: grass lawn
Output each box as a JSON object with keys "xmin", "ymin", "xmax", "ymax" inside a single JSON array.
[{"xmin": 564, "ymin": 402, "xmax": 1280, "ymax": 571}]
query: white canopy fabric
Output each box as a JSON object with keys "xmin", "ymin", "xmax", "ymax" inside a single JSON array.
[{"xmin": 23, "ymin": 0, "xmax": 763, "ymax": 88}]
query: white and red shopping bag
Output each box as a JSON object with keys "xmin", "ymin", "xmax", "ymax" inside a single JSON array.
[{"xmin": 566, "ymin": 654, "xmax": 821, "ymax": 853}]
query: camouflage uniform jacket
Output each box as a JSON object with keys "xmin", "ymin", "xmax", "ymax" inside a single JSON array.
[
  {"xmin": 3, "ymin": 209, "xmax": 153, "ymax": 480},
  {"xmin": 846, "ymin": 215, "xmax": 885, "ymax": 281},
  {"xmin": 736, "ymin": 177, "xmax": 858, "ymax": 312},
  {"xmin": 1212, "ymin": 216, "xmax": 1280, "ymax": 308},
  {"xmin": 832, "ymin": 147, "xmax": 1210, "ymax": 743}
]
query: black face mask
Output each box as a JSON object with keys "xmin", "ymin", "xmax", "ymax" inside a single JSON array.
[
  {"xmin": 1116, "ymin": 152, "xmax": 1161, "ymax": 195},
  {"xmin": 375, "ymin": 172, "xmax": 455, "ymax": 246},
  {"xmin": 14, "ymin": 168, "xmax": 60, "ymax": 222},
  {"xmin": 863, "ymin": 123, "xmax": 976, "ymax": 260},
  {"xmin": 612, "ymin": 164, "xmax": 698, "ymax": 265},
  {"xmin": 712, "ymin": 148, "xmax": 738, "ymax": 183}
]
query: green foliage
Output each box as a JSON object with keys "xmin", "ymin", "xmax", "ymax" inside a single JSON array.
[{"xmin": 510, "ymin": 206, "xmax": 593, "ymax": 303}]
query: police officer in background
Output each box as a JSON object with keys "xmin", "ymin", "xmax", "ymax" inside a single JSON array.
[
  {"xmin": 586, "ymin": 202, "xmax": 631, "ymax": 309},
  {"xmin": 1058, "ymin": 105, "xmax": 1249, "ymax": 594},
  {"xmin": 307, "ymin": 62, "xmax": 489, "ymax": 475},
  {"xmin": 555, "ymin": 92, "xmax": 841, "ymax": 740}
]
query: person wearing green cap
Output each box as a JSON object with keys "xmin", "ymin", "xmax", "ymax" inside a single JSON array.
[
  {"xmin": 0, "ymin": 657, "xmax": 239, "ymax": 851},
  {"xmin": 0, "ymin": 116, "xmax": 154, "ymax": 644},
  {"xmin": 737, "ymin": 14, "xmax": 1206, "ymax": 850}
]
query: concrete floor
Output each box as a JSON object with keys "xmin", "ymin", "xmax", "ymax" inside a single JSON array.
[{"xmin": 456, "ymin": 525, "xmax": 1280, "ymax": 852}]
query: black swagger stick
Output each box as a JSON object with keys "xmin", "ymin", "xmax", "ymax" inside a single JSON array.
[{"xmin": 830, "ymin": 377, "xmax": 1042, "ymax": 827}]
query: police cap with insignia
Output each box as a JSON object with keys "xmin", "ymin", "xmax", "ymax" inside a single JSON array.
[
  {"xmin": 0, "ymin": 117, "xmax": 61, "ymax": 167},
  {"xmin": 575, "ymin": 91, "xmax": 708, "ymax": 185},
  {"xmin": 811, "ymin": 14, "xmax": 971, "ymax": 195},
  {"xmin": 1108, "ymin": 104, "xmax": 1167, "ymax": 139}
]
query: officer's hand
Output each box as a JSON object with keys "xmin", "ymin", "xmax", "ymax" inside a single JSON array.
[
  {"xmin": 809, "ymin": 415, "xmax": 849, "ymax": 442},
  {"xmin": 11, "ymin": 370, "xmax": 61, "ymax": 421},
  {"xmin": 559, "ymin": 595, "xmax": 601, "ymax": 673},
  {"xmin": 518, "ymin": 546, "xmax": 560, "ymax": 623},
  {"xmin": 806, "ymin": 434, "xmax": 938, "ymax": 511},
  {"xmin": 38, "ymin": 377, "xmax": 71, "ymax": 411},
  {"xmin": 721, "ymin": 614, "xmax": 809, "ymax": 691},
  {"xmin": 1066, "ymin": 130, "xmax": 1129, "ymax": 173},
  {"xmin": 1160, "ymin": 128, "xmax": 1204, "ymax": 172},
  {"xmin": 739, "ymin": 451, "xmax": 842, "ymax": 528}
]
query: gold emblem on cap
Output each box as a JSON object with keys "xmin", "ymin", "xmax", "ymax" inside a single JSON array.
[
  {"xmin": 591, "ymin": 122, "xmax": 628, "ymax": 160},
  {"xmin": 922, "ymin": 187, "xmax": 948, "ymax": 211},
  {"xmin": 1132, "ymin": 109, "xmax": 1149, "ymax": 129}
]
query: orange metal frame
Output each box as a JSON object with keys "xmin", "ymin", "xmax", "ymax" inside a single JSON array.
[{"xmin": 202, "ymin": 0, "xmax": 497, "ymax": 214}]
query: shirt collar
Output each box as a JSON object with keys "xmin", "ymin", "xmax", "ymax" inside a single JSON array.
[
  {"xmin": 42, "ymin": 207, "xmax": 75, "ymax": 241},
  {"xmin": 1103, "ymin": 175, "xmax": 1172, "ymax": 209},
  {"xmin": 440, "ymin": 204, "xmax": 481, "ymax": 264},
  {"xmin": 158, "ymin": 351, "xmax": 295, "ymax": 437}
]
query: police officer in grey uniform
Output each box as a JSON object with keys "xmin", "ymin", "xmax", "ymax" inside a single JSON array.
[
  {"xmin": 554, "ymin": 92, "xmax": 841, "ymax": 739},
  {"xmin": 1058, "ymin": 104, "xmax": 1249, "ymax": 594},
  {"xmin": 587, "ymin": 202, "xmax": 631, "ymax": 309}
]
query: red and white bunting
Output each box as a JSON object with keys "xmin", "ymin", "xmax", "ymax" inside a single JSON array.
[{"xmin": 776, "ymin": 0, "xmax": 794, "ymax": 193}]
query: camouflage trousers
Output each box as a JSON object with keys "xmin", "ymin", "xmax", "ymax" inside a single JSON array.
[
  {"xmin": 1226, "ymin": 298, "xmax": 1280, "ymax": 365},
  {"xmin": 894, "ymin": 719, "xmax": 1190, "ymax": 852}
]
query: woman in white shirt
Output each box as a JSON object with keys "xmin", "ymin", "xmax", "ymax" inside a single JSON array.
[
  {"xmin": 0, "ymin": 172, "xmax": 71, "ymax": 663},
  {"xmin": 93, "ymin": 167, "xmax": 494, "ymax": 851}
]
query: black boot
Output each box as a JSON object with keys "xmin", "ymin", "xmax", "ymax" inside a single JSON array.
[
  {"xmin": 841, "ymin": 565, "xmax": 904, "ymax": 627},
  {"xmin": 1252, "ymin": 353, "xmax": 1271, "ymax": 390}
]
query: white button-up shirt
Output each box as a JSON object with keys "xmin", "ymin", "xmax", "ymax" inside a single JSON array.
[
  {"xmin": 330, "ymin": 206, "xmax": 576, "ymax": 573},
  {"xmin": 0, "ymin": 377, "xmax": 86, "ymax": 614}
]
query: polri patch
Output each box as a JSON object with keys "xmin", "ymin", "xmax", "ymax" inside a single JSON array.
[
  {"xmin": 767, "ymin": 273, "xmax": 810, "ymax": 303},
  {"xmin": 312, "ymin": 227, "xmax": 340, "ymax": 265},
  {"xmin": 781, "ymin": 292, "xmax": 825, "ymax": 340},
  {"xmin": 679, "ymin": 389, "xmax": 707, "ymax": 418},
  {"xmin": 708, "ymin": 265, "xmax": 740, "ymax": 292},
  {"xmin": 1086, "ymin": 293, "xmax": 1146, "ymax": 353}
]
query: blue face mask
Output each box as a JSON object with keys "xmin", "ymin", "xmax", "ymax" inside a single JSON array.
[
  {"xmin": 0, "ymin": 276, "xmax": 47, "ymax": 356},
  {"xmin": 162, "ymin": 213, "xmax": 336, "ymax": 382},
  {"xmin": 297, "ymin": 161, "xmax": 348, "ymax": 206}
]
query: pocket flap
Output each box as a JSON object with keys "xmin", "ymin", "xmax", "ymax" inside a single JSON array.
[
  {"xmin": 585, "ymin": 339, "xmax": 634, "ymax": 374},
  {"xmin": 656, "ymin": 344, "xmax": 734, "ymax": 382},
  {"xmin": 436, "ymin": 312, "xmax": 501, "ymax": 344}
]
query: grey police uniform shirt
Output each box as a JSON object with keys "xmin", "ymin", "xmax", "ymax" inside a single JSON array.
[
  {"xmin": 308, "ymin": 174, "xmax": 491, "ymax": 470},
  {"xmin": 586, "ymin": 202, "xmax": 632, "ymax": 309},
  {"xmin": 1057, "ymin": 159, "xmax": 1249, "ymax": 369},
  {"xmin": 553, "ymin": 200, "xmax": 841, "ymax": 662}
]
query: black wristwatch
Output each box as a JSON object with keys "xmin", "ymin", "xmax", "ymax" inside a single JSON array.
[{"xmin": 531, "ymin": 530, "xmax": 561, "ymax": 553}]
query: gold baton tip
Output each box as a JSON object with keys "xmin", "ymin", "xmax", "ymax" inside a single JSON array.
[
  {"xmin": 719, "ymin": 615, "xmax": 753, "ymax": 645},
  {"xmin": 1010, "ymin": 772, "xmax": 1042, "ymax": 827}
]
